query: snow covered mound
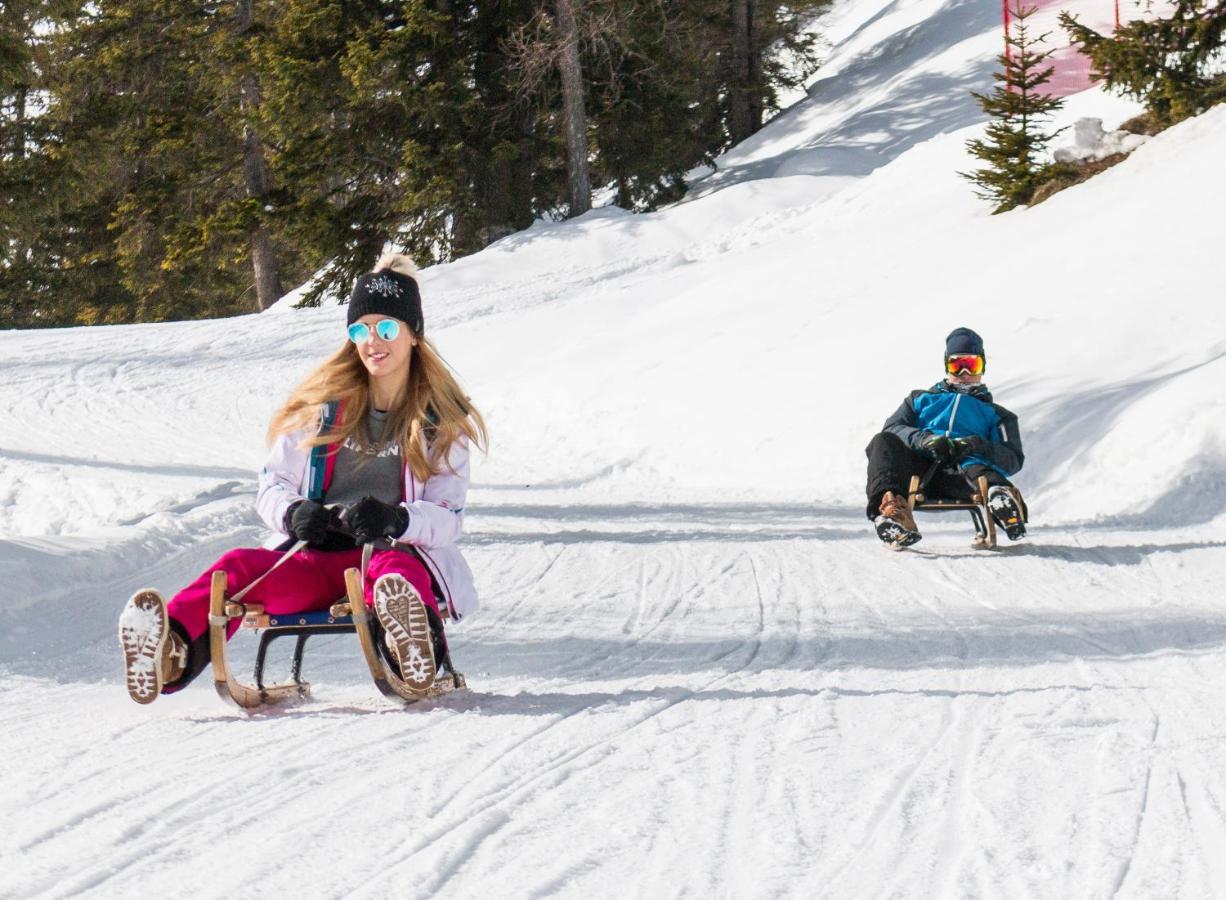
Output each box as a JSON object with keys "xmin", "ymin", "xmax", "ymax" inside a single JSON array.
[{"xmin": 1053, "ymin": 117, "xmax": 1150, "ymax": 162}]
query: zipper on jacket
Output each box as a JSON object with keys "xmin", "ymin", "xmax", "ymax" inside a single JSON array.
[{"xmin": 946, "ymin": 393, "xmax": 963, "ymax": 436}]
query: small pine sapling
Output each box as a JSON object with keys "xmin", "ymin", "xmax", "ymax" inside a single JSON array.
[{"xmin": 962, "ymin": 3, "xmax": 1067, "ymax": 213}]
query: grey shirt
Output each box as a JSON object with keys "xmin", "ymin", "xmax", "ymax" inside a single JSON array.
[{"xmin": 324, "ymin": 408, "xmax": 404, "ymax": 510}]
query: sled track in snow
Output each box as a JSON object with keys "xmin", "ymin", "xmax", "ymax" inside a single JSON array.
[{"xmin": 4, "ymin": 503, "xmax": 1226, "ymax": 897}]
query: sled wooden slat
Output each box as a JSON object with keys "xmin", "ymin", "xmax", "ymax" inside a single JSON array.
[{"xmin": 209, "ymin": 571, "xmax": 310, "ymax": 709}]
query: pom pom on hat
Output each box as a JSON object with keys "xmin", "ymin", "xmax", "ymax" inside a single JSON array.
[{"xmin": 373, "ymin": 252, "xmax": 419, "ymax": 279}]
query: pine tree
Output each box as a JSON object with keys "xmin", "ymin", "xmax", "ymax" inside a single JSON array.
[
  {"xmin": 504, "ymin": 1, "xmax": 703, "ymax": 215},
  {"xmin": 46, "ymin": 3, "xmax": 238, "ymax": 321},
  {"xmin": 1061, "ymin": 0, "xmax": 1226, "ymax": 128},
  {"xmin": 22, "ymin": 0, "xmax": 320, "ymax": 324},
  {"xmin": 457, "ymin": 0, "xmax": 559, "ymax": 247},
  {"xmin": 586, "ymin": 5, "xmax": 717, "ymax": 210},
  {"xmin": 255, "ymin": 0, "xmax": 484, "ymax": 302},
  {"xmin": 0, "ymin": 0, "xmax": 53, "ymax": 326},
  {"xmin": 717, "ymin": 0, "xmax": 830, "ymax": 146},
  {"xmin": 0, "ymin": 0, "xmax": 127, "ymax": 328},
  {"xmin": 962, "ymin": 3, "xmax": 1065, "ymax": 213},
  {"xmin": 3, "ymin": 0, "xmax": 838, "ymax": 324}
]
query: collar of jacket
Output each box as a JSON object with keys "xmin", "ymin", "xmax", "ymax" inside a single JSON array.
[{"xmin": 930, "ymin": 380, "xmax": 993, "ymax": 402}]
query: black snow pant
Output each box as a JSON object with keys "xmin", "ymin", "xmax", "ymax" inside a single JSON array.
[{"xmin": 865, "ymin": 432, "xmax": 1012, "ymax": 520}]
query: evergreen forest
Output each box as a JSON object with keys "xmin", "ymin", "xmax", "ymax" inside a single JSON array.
[{"xmin": 0, "ymin": 1, "xmax": 829, "ymax": 327}]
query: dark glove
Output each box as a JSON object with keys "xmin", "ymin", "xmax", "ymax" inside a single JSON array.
[
  {"xmin": 952, "ymin": 435, "xmax": 987, "ymax": 459},
  {"xmin": 340, "ymin": 496, "xmax": 410, "ymax": 545},
  {"xmin": 920, "ymin": 432, "xmax": 956, "ymax": 463},
  {"xmin": 285, "ymin": 499, "xmax": 333, "ymax": 545}
]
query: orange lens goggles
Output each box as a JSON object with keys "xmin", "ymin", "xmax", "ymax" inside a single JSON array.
[{"xmin": 946, "ymin": 354, "xmax": 985, "ymax": 376}]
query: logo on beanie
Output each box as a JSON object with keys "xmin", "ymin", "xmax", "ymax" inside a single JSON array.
[{"xmin": 366, "ymin": 275, "xmax": 401, "ymax": 299}]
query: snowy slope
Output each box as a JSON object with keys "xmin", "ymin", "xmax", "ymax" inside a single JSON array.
[{"xmin": 3, "ymin": 0, "xmax": 1226, "ymax": 895}]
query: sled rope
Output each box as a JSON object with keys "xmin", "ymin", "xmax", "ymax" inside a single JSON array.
[
  {"xmin": 229, "ymin": 539, "xmax": 309, "ymax": 605},
  {"xmin": 918, "ymin": 459, "xmax": 942, "ymax": 493}
]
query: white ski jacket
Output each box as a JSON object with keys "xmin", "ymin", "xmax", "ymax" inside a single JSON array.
[{"xmin": 255, "ymin": 425, "xmax": 479, "ymax": 621}]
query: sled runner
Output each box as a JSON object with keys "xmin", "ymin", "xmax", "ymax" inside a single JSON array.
[
  {"xmin": 907, "ymin": 473, "xmax": 1027, "ymax": 550},
  {"xmin": 208, "ymin": 548, "xmax": 466, "ymax": 710}
]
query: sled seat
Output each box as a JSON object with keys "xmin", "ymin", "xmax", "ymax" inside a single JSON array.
[
  {"xmin": 229, "ymin": 601, "xmax": 451, "ymax": 628},
  {"xmin": 908, "ymin": 473, "xmax": 996, "ymax": 548}
]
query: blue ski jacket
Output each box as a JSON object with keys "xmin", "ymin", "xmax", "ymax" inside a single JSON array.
[{"xmin": 883, "ymin": 381, "xmax": 1024, "ymax": 478}]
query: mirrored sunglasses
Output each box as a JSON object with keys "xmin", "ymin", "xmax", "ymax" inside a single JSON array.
[
  {"xmin": 348, "ymin": 318, "xmax": 401, "ymax": 343},
  {"xmin": 945, "ymin": 354, "xmax": 985, "ymax": 376}
]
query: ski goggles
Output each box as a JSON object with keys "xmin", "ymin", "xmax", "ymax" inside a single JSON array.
[
  {"xmin": 348, "ymin": 318, "xmax": 401, "ymax": 343},
  {"xmin": 945, "ymin": 354, "xmax": 985, "ymax": 376}
]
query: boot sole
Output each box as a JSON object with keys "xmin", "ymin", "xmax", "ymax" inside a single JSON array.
[
  {"xmin": 876, "ymin": 518, "xmax": 922, "ymax": 549},
  {"xmin": 988, "ymin": 490, "xmax": 1027, "ymax": 541},
  {"xmin": 373, "ymin": 575, "xmax": 437, "ymax": 692},
  {"xmin": 118, "ymin": 589, "xmax": 169, "ymax": 704}
]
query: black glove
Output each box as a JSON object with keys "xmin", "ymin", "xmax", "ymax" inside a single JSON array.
[
  {"xmin": 285, "ymin": 499, "xmax": 333, "ymax": 545},
  {"xmin": 952, "ymin": 435, "xmax": 987, "ymax": 459},
  {"xmin": 341, "ymin": 496, "xmax": 410, "ymax": 545},
  {"xmin": 920, "ymin": 432, "xmax": 956, "ymax": 463}
]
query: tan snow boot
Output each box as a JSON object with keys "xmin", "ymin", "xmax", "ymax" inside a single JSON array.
[
  {"xmin": 876, "ymin": 491, "xmax": 921, "ymax": 547},
  {"xmin": 879, "ymin": 491, "xmax": 918, "ymax": 533},
  {"xmin": 373, "ymin": 574, "xmax": 437, "ymax": 694},
  {"xmin": 118, "ymin": 590, "xmax": 188, "ymax": 704}
]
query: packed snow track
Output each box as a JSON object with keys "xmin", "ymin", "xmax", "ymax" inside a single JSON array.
[{"xmin": 4, "ymin": 500, "xmax": 1226, "ymax": 897}]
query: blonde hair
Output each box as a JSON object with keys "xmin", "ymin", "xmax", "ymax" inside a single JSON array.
[{"xmin": 268, "ymin": 254, "xmax": 487, "ymax": 481}]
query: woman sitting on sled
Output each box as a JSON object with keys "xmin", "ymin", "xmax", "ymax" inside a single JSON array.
[{"xmin": 118, "ymin": 253, "xmax": 487, "ymax": 704}]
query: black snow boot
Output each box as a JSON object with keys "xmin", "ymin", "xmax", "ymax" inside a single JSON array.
[{"xmin": 987, "ymin": 486, "xmax": 1026, "ymax": 541}]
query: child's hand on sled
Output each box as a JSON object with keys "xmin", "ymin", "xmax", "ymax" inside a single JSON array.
[
  {"xmin": 921, "ymin": 433, "xmax": 956, "ymax": 462},
  {"xmin": 341, "ymin": 496, "xmax": 410, "ymax": 545},
  {"xmin": 951, "ymin": 435, "xmax": 986, "ymax": 459}
]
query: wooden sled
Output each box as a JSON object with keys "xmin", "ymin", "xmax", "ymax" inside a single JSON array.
[
  {"xmin": 907, "ymin": 474, "xmax": 1026, "ymax": 550},
  {"xmin": 208, "ymin": 568, "xmax": 465, "ymax": 710}
]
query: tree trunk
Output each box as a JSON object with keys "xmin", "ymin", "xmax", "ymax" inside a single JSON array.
[
  {"xmin": 554, "ymin": 0, "xmax": 591, "ymax": 216},
  {"xmin": 748, "ymin": 6, "xmax": 764, "ymax": 133},
  {"xmin": 728, "ymin": 0, "xmax": 754, "ymax": 144},
  {"xmin": 13, "ymin": 86, "xmax": 27, "ymax": 159},
  {"xmin": 236, "ymin": 0, "xmax": 283, "ymax": 311}
]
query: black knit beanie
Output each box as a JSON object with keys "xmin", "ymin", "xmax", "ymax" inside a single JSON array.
[
  {"xmin": 945, "ymin": 327, "xmax": 985, "ymax": 357},
  {"xmin": 348, "ymin": 269, "xmax": 424, "ymax": 335}
]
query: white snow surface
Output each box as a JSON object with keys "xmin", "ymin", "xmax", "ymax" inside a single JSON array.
[{"xmin": 3, "ymin": 0, "xmax": 1226, "ymax": 894}]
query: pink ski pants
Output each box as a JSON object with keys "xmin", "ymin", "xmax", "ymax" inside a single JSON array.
[{"xmin": 167, "ymin": 545, "xmax": 438, "ymax": 641}]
